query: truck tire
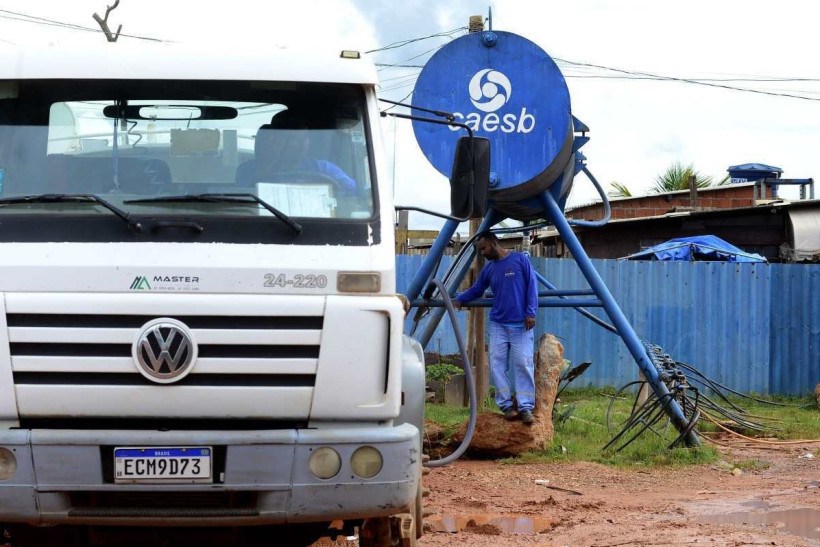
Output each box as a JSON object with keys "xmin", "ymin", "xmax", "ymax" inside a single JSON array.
[
  {"xmin": 414, "ymin": 477, "xmax": 423, "ymax": 540},
  {"xmin": 359, "ymin": 509, "xmax": 419, "ymax": 547},
  {"xmin": 359, "ymin": 516, "xmax": 391, "ymax": 547}
]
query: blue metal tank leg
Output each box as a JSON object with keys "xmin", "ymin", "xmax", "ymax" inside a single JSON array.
[
  {"xmin": 411, "ymin": 211, "xmax": 499, "ymax": 349},
  {"xmin": 538, "ymin": 191, "xmax": 699, "ymax": 447},
  {"xmin": 404, "ymin": 218, "xmax": 461, "ymax": 303}
]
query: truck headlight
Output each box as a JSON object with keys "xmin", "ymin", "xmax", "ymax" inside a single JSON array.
[
  {"xmin": 308, "ymin": 447, "xmax": 341, "ymax": 480},
  {"xmin": 350, "ymin": 446, "xmax": 382, "ymax": 479},
  {"xmin": 0, "ymin": 448, "xmax": 17, "ymax": 480}
]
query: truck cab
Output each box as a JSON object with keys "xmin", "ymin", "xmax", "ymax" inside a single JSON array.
[{"xmin": 0, "ymin": 42, "xmax": 424, "ymax": 545}]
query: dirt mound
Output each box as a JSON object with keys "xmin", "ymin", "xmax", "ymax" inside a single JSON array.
[{"xmin": 452, "ymin": 334, "xmax": 564, "ymax": 457}]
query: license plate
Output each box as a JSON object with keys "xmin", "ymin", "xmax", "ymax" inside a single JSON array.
[{"xmin": 114, "ymin": 447, "xmax": 212, "ymax": 484}]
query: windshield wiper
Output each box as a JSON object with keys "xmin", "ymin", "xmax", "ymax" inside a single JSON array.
[
  {"xmin": 0, "ymin": 193, "xmax": 143, "ymax": 233},
  {"xmin": 125, "ymin": 193, "xmax": 302, "ymax": 234}
]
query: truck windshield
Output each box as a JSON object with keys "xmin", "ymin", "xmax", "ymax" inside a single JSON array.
[{"xmin": 0, "ymin": 79, "xmax": 377, "ymax": 244}]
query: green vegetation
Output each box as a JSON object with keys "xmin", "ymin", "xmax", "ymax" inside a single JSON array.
[
  {"xmin": 731, "ymin": 458, "xmax": 770, "ymax": 471},
  {"xmin": 652, "ymin": 162, "xmax": 713, "ymax": 193},
  {"xmin": 424, "ymin": 388, "xmax": 820, "ymax": 468},
  {"xmin": 702, "ymin": 394, "xmax": 820, "ymax": 440},
  {"xmin": 425, "ymin": 362, "xmax": 464, "ymax": 384},
  {"xmin": 608, "ymin": 182, "xmax": 633, "ymax": 198},
  {"xmin": 605, "ymin": 163, "xmax": 733, "ymax": 197},
  {"xmin": 425, "ymin": 402, "xmax": 470, "ymax": 430}
]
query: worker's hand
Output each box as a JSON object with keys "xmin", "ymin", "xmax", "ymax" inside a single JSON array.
[
  {"xmin": 453, "ymin": 300, "xmax": 463, "ymax": 310},
  {"xmin": 524, "ymin": 316, "xmax": 536, "ymax": 330}
]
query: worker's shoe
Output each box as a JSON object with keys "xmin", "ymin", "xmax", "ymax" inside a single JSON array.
[
  {"xmin": 502, "ymin": 408, "xmax": 518, "ymax": 421},
  {"xmin": 520, "ymin": 410, "xmax": 535, "ymax": 425}
]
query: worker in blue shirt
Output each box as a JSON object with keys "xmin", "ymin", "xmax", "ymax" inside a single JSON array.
[{"xmin": 454, "ymin": 231, "xmax": 538, "ymax": 425}]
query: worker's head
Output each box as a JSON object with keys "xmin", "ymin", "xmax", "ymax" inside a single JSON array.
[
  {"xmin": 475, "ymin": 231, "xmax": 503, "ymax": 260},
  {"xmin": 254, "ymin": 110, "xmax": 310, "ymax": 171}
]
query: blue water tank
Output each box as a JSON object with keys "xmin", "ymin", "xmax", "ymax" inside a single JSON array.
[
  {"xmin": 727, "ymin": 163, "xmax": 782, "ymax": 196},
  {"xmin": 411, "ymin": 31, "xmax": 575, "ymax": 218}
]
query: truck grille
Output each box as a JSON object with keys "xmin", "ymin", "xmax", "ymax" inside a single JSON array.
[
  {"xmin": 8, "ymin": 314, "xmax": 321, "ymax": 387},
  {"xmin": 7, "ymin": 310, "xmax": 324, "ymax": 420}
]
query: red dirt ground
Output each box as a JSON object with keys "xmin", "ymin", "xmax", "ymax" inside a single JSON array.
[{"xmin": 418, "ymin": 435, "xmax": 820, "ymax": 546}]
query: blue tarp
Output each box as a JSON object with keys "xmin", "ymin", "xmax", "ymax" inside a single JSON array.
[{"xmin": 623, "ymin": 235, "xmax": 767, "ymax": 263}]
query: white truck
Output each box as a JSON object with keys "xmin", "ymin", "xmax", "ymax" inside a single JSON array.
[{"xmin": 0, "ymin": 42, "xmax": 451, "ymax": 546}]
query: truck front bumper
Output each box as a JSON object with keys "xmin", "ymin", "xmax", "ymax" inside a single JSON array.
[{"xmin": 0, "ymin": 423, "xmax": 420, "ymax": 526}]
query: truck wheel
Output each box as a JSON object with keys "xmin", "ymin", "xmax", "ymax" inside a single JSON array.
[
  {"xmin": 359, "ymin": 514, "xmax": 419, "ymax": 547},
  {"xmin": 394, "ymin": 507, "xmax": 420, "ymax": 547},
  {"xmin": 413, "ymin": 478, "xmax": 424, "ymax": 540},
  {"xmin": 358, "ymin": 516, "xmax": 391, "ymax": 547}
]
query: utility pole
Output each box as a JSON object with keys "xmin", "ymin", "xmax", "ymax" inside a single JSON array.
[
  {"xmin": 465, "ymin": 15, "xmax": 490, "ymax": 407},
  {"xmin": 93, "ymin": 0, "xmax": 122, "ymax": 42},
  {"xmin": 395, "ymin": 210, "xmax": 409, "ymax": 254},
  {"xmin": 468, "ymin": 218, "xmax": 489, "ymax": 406}
]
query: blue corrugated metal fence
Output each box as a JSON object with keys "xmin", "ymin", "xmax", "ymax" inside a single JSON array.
[{"xmin": 396, "ymin": 256, "xmax": 820, "ymax": 395}]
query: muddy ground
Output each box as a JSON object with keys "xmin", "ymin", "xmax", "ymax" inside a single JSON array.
[{"xmin": 417, "ymin": 434, "xmax": 820, "ymax": 546}]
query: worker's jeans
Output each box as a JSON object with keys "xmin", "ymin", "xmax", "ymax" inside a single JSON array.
[{"xmin": 488, "ymin": 321, "xmax": 536, "ymax": 412}]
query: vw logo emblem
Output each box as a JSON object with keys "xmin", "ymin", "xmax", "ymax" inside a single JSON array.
[{"xmin": 132, "ymin": 318, "xmax": 198, "ymax": 384}]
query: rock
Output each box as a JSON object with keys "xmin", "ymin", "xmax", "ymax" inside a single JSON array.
[
  {"xmin": 731, "ymin": 468, "xmax": 743, "ymax": 476},
  {"xmin": 452, "ymin": 334, "xmax": 564, "ymax": 457}
]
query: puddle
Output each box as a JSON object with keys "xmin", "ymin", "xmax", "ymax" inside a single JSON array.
[
  {"xmin": 426, "ymin": 514, "xmax": 554, "ymax": 534},
  {"xmin": 699, "ymin": 507, "xmax": 820, "ymax": 541},
  {"xmin": 739, "ymin": 499, "xmax": 771, "ymax": 510}
]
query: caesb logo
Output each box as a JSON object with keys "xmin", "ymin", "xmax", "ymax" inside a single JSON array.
[
  {"xmin": 469, "ymin": 69, "xmax": 512, "ymax": 112},
  {"xmin": 449, "ymin": 68, "xmax": 535, "ymax": 134}
]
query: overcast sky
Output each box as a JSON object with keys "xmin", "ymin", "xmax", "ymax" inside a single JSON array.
[{"xmin": 1, "ymin": 0, "xmax": 818, "ymax": 229}]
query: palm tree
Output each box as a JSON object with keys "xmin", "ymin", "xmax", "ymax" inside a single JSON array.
[
  {"xmin": 652, "ymin": 162, "xmax": 713, "ymax": 193},
  {"xmin": 608, "ymin": 182, "xmax": 633, "ymax": 198}
]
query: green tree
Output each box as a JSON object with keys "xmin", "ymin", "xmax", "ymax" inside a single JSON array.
[
  {"xmin": 608, "ymin": 182, "xmax": 633, "ymax": 198},
  {"xmin": 652, "ymin": 162, "xmax": 712, "ymax": 193}
]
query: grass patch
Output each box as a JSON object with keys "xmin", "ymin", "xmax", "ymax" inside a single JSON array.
[
  {"xmin": 425, "ymin": 402, "xmax": 469, "ymax": 429},
  {"xmin": 707, "ymin": 394, "xmax": 820, "ymax": 440},
  {"xmin": 730, "ymin": 458, "xmax": 771, "ymax": 471},
  {"xmin": 522, "ymin": 388, "xmax": 718, "ymax": 467},
  {"xmin": 425, "ymin": 388, "xmax": 820, "ymax": 468}
]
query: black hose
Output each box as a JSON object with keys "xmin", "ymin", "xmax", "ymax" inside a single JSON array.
[
  {"xmin": 676, "ymin": 365, "xmax": 748, "ymax": 413},
  {"xmin": 604, "ymin": 391, "xmax": 671, "ymax": 451},
  {"xmin": 675, "ymin": 361, "xmax": 791, "ymax": 407},
  {"xmin": 610, "ymin": 395, "xmax": 676, "ymax": 452},
  {"xmin": 669, "ymin": 389, "xmax": 701, "ymax": 448}
]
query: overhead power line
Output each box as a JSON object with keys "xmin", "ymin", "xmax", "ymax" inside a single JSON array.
[
  {"xmin": 0, "ymin": 8, "xmax": 167, "ymax": 42},
  {"xmin": 376, "ymin": 63, "xmax": 424, "ymax": 69},
  {"xmin": 367, "ymin": 25, "xmax": 820, "ymax": 103},
  {"xmin": 554, "ymin": 57, "xmax": 820, "ymax": 102},
  {"xmin": 563, "ymin": 74, "xmax": 820, "ymax": 83},
  {"xmin": 366, "ymin": 27, "xmax": 467, "ymax": 54}
]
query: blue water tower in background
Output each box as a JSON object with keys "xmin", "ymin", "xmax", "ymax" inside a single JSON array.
[{"xmin": 727, "ymin": 163, "xmax": 783, "ymax": 197}]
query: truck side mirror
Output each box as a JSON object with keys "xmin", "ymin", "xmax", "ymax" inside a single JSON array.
[{"xmin": 449, "ymin": 136, "xmax": 490, "ymax": 219}]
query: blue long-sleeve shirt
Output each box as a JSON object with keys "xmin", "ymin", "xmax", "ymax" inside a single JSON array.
[{"xmin": 456, "ymin": 252, "xmax": 538, "ymax": 324}]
